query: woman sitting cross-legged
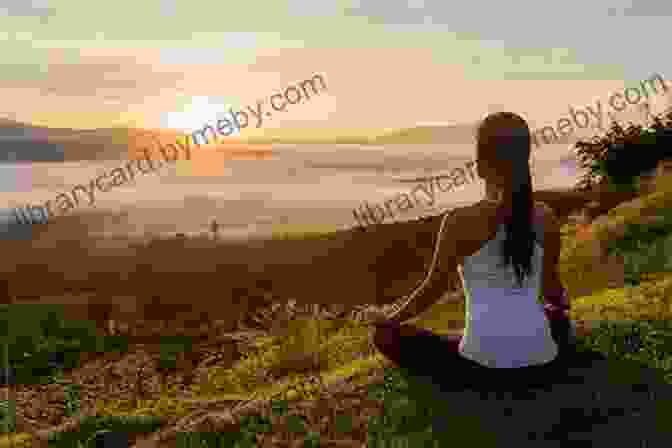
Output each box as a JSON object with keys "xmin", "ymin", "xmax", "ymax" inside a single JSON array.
[{"xmin": 369, "ymin": 112, "xmax": 600, "ymax": 392}]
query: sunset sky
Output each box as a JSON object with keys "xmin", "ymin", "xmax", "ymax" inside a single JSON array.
[{"xmin": 1, "ymin": 0, "xmax": 671, "ymax": 135}]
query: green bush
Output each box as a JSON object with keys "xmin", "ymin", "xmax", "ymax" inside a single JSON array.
[{"xmin": 573, "ymin": 111, "xmax": 672, "ymax": 191}]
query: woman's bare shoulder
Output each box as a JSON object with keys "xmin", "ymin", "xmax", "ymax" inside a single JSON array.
[{"xmin": 447, "ymin": 200, "xmax": 501, "ymax": 234}]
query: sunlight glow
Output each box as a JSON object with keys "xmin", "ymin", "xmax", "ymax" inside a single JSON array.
[{"xmin": 160, "ymin": 96, "xmax": 240, "ymax": 134}]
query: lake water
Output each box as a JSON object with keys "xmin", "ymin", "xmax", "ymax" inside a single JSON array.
[{"xmin": 0, "ymin": 143, "xmax": 584, "ymax": 240}]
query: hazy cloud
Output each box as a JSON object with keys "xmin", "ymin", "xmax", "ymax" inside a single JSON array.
[
  {"xmin": 622, "ymin": 2, "xmax": 672, "ymax": 16},
  {"xmin": 0, "ymin": 0, "xmax": 55, "ymax": 19},
  {"xmin": 1, "ymin": 55, "xmax": 185, "ymax": 106},
  {"xmin": 343, "ymin": 0, "xmax": 633, "ymax": 25}
]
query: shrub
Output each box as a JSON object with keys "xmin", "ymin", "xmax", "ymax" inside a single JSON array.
[{"xmin": 573, "ymin": 111, "xmax": 672, "ymax": 191}]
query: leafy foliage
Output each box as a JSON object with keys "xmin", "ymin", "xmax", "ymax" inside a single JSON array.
[{"xmin": 573, "ymin": 111, "xmax": 672, "ymax": 191}]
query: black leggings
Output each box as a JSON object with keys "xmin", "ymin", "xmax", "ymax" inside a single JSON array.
[{"xmin": 373, "ymin": 321, "xmax": 583, "ymax": 392}]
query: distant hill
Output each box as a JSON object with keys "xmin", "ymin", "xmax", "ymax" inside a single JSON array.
[
  {"xmin": 370, "ymin": 124, "xmax": 477, "ymax": 145},
  {"xmin": 244, "ymin": 135, "xmax": 373, "ymax": 145},
  {"xmin": 1, "ymin": 114, "xmax": 622, "ymax": 163},
  {"xmin": 0, "ymin": 118, "xmax": 380, "ymax": 162},
  {"xmin": 0, "ymin": 118, "xmax": 189, "ymax": 162},
  {"xmin": 242, "ymin": 124, "xmax": 485, "ymax": 145},
  {"xmin": 372, "ymin": 123, "xmax": 598, "ymax": 146},
  {"xmin": 242, "ymin": 127, "xmax": 376, "ymax": 145}
]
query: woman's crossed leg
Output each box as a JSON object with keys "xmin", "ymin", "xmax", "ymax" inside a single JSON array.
[{"xmin": 372, "ymin": 320, "xmax": 574, "ymax": 391}]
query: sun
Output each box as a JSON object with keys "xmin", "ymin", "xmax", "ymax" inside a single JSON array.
[{"xmin": 160, "ymin": 96, "xmax": 238, "ymax": 135}]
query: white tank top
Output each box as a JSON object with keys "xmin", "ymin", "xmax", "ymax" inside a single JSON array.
[{"xmin": 457, "ymin": 204, "xmax": 558, "ymax": 368}]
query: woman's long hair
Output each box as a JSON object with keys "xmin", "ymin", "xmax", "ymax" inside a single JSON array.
[{"xmin": 476, "ymin": 112, "xmax": 535, "ymax": 289}]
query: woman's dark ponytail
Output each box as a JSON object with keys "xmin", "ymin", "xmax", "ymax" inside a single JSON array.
[
  {"xmin": 477, "ymin": 112, "xmax": 536, "ymax": 289},
  {"xmin": 500, "ymin": 164, "xmax": 535, "ymax": 289}
]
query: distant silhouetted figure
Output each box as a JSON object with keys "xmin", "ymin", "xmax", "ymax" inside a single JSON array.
[{"xmin": 210, "ymin": 218, "xmax": 220, "ymax": 241}]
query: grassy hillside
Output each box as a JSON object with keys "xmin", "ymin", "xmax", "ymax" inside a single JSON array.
[{"xmin": 5, "ymin": 183, "xmax": 672, "ymax": 446}]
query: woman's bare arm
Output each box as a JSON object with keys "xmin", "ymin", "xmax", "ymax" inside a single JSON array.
[
  {"xmin": 388, "ymin": 201, "xmax": 501, "ymax": 323},
  {"xmin": 538, "ymin": 202, "xmax": 573, "ymax": 348},
  {"xmin": 539, "ymin": 202, "xmax": 568, "ymax": 310}
]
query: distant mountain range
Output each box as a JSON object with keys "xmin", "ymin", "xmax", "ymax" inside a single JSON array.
[
  {"xmin": 0, "ymin": 118, "xmax": 195, "ymax": 162},
  {"xmin": 2, "ymin": 119, "xmax": 484, "ymax": 161},
  {"xmin": 1, "ymin": 118, "xmax": 129, "ymax": 162},
  {"xmin": 370, "ymin": 124, "xmax": 477, "ymax": 144},
  {"xmin": 242, "ymin": 127, "xmax": 377, "ymax": 145},
  {"xmin": 7, "ymin": 109, "xmax": 668, "ymax": 163},
  {"xmin": 242, "ymin": 124, "xmax": 480, "ymax": 145},
  {"xmin": 371, "ymin": 123, "xmax": 596, "ymax": 146}
]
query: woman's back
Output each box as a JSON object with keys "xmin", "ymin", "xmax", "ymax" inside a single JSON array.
[{"xmin": 457, "ymin": 201, "xmax": 558, "ymax": 368}]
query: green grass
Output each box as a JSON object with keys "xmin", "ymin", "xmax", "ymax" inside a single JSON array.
[
  {"xmin": 0, "ymin": 415, "xmax": 164, "ymax": 448},
  {"xmin": 604, "ymin": 205, "xmax": 672, "ymax": 285},
  {"xmin": 172, "ymin": 410, "xmax": 318, "ymax": 447},
  {"xmin": 0, "ymin": 304, "xmax": 191, "ymax": 444},
  {"xmin": 0, "ymin": 304, "xmax": 198, "ymax": 387},
  {"xmin": 0, "ymin": 400, "xmax": 16, "ymax": 435},
  {"xmin": 46, "ymin": 415, "xmax": 163, "ymax": 448},
  {"xmin": 618, "ymin": 235, "xmax": 672, "ymax": 285},
  {"xmin": 164, "ymin": 319, "xmax": 672, "ymax": 447},
  {"xmin": 0, "ymin": 304, "xmax": 131, "ymax": 386}
]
